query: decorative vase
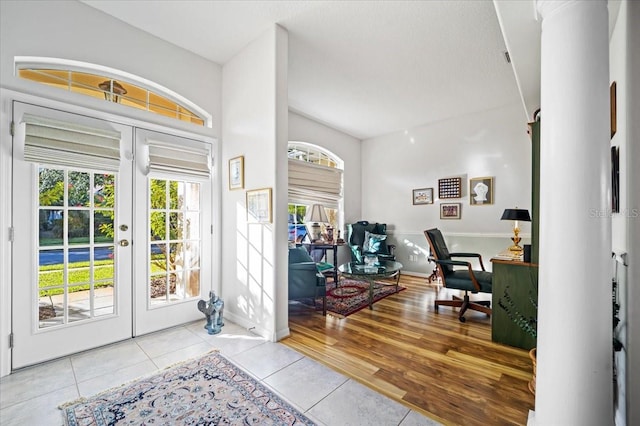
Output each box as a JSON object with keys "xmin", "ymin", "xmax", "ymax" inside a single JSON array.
[{"xmin": 528, "ymin": 348, "xmax": 537, "ymax": 395}]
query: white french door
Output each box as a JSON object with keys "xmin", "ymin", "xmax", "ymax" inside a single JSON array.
[
  {"xmin": 11, "ymin": 103, "xmax": 213, "ymax": 369},
  {"xmin": 11, "ymin": 102, "xmax": 134, "ymax": 369},
  {"xmin": 133, "ymin": 128, "xmax": 212, "ymax": 335}
]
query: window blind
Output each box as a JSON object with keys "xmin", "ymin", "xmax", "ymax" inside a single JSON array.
[
  {"xmin": 288, "ymin": 158, "xmax": 342, "ymax": 209},
  {"xmin": 147, "ymin": 140, "xmax": 211, "ymax": 178},
  {"xmin": 22, "ymin": 113, "xmax": 121, "ymax": 171}
]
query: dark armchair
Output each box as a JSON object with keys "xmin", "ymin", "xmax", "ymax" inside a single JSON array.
[
  {"xmin": 346, "ymin": 221, "xmax": 395, "ymax": 264},
  {"xmin": 424, "ymin": 228, "xmax": 492, "ymax": 322},
  {"xmin": 288, "ymin": 247, "xmax": 327, "ymax": 315}
]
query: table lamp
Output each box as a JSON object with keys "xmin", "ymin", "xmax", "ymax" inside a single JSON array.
[
  {"xmin": 500, "ymin": 208, "xmax": 531, "ymax": 254},
  {"xmin": 305, "ymin": 204, "xmax": 329, "ymax": 242}
]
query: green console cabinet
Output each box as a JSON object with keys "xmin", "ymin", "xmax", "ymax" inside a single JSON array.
[{"xmin": 491, "ymin": 259, "xmax": 538, "ymax": 350}]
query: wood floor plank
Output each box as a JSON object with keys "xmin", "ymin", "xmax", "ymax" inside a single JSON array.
[{"xmin": 282, "ymin": 274, "xmax": 535, "ymax": 425}]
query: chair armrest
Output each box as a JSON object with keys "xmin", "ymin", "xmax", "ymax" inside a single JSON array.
[
  {"xmin": 449, "ymin": 252, "xmax": 486, "ymax": 271},
  {"xmin": 449, "ymin": 252, "xmax": 481, "ymax": 257},
  {"xmin": 289, "ymin": 262, "xmax": 320, "ymax": 271},
  {"xmin": 434, "ymin": 259, "xmax": 472, "ymax": 268},
  {"xmin": 433, "ymin": 259, "xmax": 483, "ymax": 292}
]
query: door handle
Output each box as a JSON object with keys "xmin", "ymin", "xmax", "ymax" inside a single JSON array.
[{"xmin": 119, "ymin": 239, "xmax": 130, "ymax": 247}]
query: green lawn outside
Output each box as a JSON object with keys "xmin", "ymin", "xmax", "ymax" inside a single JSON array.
[{"xmin": 39, "ymin": 260, "xmax": 167, "ymax": 297}]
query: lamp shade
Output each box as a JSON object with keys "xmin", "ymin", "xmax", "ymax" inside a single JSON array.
[
  {"xmin": 500, "ymin": 208, "xmax": 531, "ymax": 222},
  {"xmin": 305, "ymin": 204, "xmax": 329, "ymax": 223}
]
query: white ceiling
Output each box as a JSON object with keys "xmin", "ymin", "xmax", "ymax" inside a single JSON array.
[{"xmin": 82, "ymin": 0, "xmax": 530, "ymax": 140}]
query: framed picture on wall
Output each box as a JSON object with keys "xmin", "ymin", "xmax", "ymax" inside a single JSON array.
[
  {"xmin": 412, "ymin": 188, "xmax": 434, "ymax": 205},
  {"xmin": 246, "ymin": 187, "xmax": 272, "ymax": 223},
  {"xmin": 438, "ymin": 177, "xmax": 462, "ymax": 199},
  {"xmin": 440, "ymin": 203, "xmax": 461, "ymax": 219},
  {"xmin": 229, "ymin": 155, "xmax": 244, "ymax": 190},
  {"xmin": 469, "ymin": 176, "xmax": 494, "ymax": 205}
]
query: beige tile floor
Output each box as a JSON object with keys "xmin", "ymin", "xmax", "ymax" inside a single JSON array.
[{"xmin": 0, "ymin": 320, "xmax": 440, "ymax": 426}]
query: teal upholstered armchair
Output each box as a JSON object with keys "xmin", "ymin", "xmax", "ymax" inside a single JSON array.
[
  {"xmin": 288, "ymin": 247, "xmax": 327, "ymax": 315},
  {"xmin": 346, "ymin": 221, "xmax": 395, "ymax": 264},
  {"xmin": 424, "ymin": 228, "xmax": 492, "ymax": 323}
]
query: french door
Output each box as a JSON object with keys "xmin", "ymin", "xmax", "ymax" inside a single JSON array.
[
  {"xmin": 11, "ymin": 102, "xmax": 212, "ymax": 369},
  {"xmin": 132, "ymin": 128, "xmax": 212, "ymax": 335}
]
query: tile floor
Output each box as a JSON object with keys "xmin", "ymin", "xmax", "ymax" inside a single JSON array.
[{"xmin": 0, "ymin": 320, "xmax": 441, "ymax": 426}]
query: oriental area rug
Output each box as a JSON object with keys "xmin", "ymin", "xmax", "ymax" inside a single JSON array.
[
  {"xmin": 61, "ymin": 351, "xmax": 315, "ymax": 426},
  {"xmin": 316, "ymin": 279, "xmax": 405, "ymax": 318}
]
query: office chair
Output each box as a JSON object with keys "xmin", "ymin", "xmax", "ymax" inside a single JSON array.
[{"xmin": 424, "ymin": 228, "xmax": 492, "ymax": 322}]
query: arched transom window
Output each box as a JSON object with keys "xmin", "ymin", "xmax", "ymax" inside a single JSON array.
[{"xmin": 15, "ymin": 57, "xmax": 211, "ymax": 127}]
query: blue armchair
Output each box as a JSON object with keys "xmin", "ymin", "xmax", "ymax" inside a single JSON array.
[
  {"xmin": 346, "ymin": 221, "xmax": 396, "ymax": 264},
  {"xmin": 288, "ymin": 247, "xmax": 327, "ymax": 315}
]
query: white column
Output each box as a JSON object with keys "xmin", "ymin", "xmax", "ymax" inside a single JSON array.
[
  {"xmin": 535, "ymin": 1, "xmax": 612, "ymax": 425},
  {"xmin": 626, "ymin": 2, "xmax": 640, "ymax": 425}
]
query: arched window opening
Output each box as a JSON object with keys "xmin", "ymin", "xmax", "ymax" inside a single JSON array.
[
  {"xmin": 15, "ymin": 57, "xmax": 211, "ymax": 127},
  {"xmin": 288, "ymin": 142, "xmax": 343, "ymax": 243}
]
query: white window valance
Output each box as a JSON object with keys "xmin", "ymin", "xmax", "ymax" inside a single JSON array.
[
  {"xmin": 22, "ymin": 113, "xmax": 121, "ymax": 171},
  {"xmin": 147, "ymin": 139, "xmax": 211, "ymax": 179},
  {"xmin": 288, "ymin": 158, "xmax": 342, "ymax": 209}
]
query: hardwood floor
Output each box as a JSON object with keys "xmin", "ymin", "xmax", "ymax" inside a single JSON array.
[{"xmin": 282, "ymin": 274, "xmax": 535, "ymax": 426}]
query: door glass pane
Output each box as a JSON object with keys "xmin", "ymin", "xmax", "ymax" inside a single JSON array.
[
  {"xmin": 39, "ymin": 168, "xmax": 64, "ymax": 206},
  {"xmin": 94, "ymin": 245, "xmax": 114, "ymax": 317},
  {"xmin": 95, "ymin": 211, "xmax": 114, "ymax": 242},
  {"xmin": 148, "ymin": 178, "xmax": 201, "ymax": 306},
  {"xmin": 68, "ymin": 171, "xmax": 90, "ymax": 207},
  {"xmin": 68, "ymin": 210, "xmax": 90, "ymax": 245},
  {"xmin": 94, "ymin": 173, "xmax": 114, "ymax": 208},
  {"xmin": 37, "ymin": 167, "xmax": 117, "ymax": 328}
]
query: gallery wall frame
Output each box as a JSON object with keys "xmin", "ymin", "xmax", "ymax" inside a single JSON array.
[
  {"xmin": 438, "ymin": 177, "xmax": 462, "ymax": 199},
  {"xmin": 469, "ymin": 176, "xmax": 494, "ymax": 205},
  {"xmin": 229, "ymin": 155, "xmax": 244, "ymax": 190},
  {"xmin": 440, "ymin": 203, "xmax": 461, "ymax": 219},
  {"xmin": 246, "ymin": 187, "xmax": 272, "ymax": 223},
  {"xmin": 413, "ymin": 187, "xmax": 434, "ymax": 205}
]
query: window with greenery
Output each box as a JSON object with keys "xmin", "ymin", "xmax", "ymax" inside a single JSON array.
[
  {"xmin": 149, "ymin": 179, "xmax": 202, "ymax": 305},
  {"xmin": 38, "ymin": 167, "xmax": 116, "ymax": 328}
]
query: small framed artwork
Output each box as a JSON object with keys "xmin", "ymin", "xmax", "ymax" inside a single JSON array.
[
  {"xmin": 229, "ymin": 156, "xmax": 244, "ymax": 190},
  {"xmin": 469, "ymin": 176, "xmax": 494, "ymax": 205},
  {"xmin": 440, "ymin": 203, "xmax": 461, "ymax": 219},
  {"xmin": 412, "ymin": 188, "xmax": 434, "ymax": 205},
  {"xmin": 438, "ymin": 177, "xmax": 462, "ymax": 199},
  {"xmin": 612, "ymin": 146, "xmax": 620, "ymax": 213},
  {"xmin": 246, "ymin": 187, "xmax": 272, "ymax": 223},
  {"xmin": 611, "ymin": 81, "xmax": 617, "ymax": 139}
]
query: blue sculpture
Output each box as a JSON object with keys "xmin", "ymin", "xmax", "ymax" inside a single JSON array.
[{"xmin": 197, "ymin": 291, "xmax": 225, "ymax": 335}]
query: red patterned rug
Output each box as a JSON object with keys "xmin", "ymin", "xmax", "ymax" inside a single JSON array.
[{"xmin": 316, "ymin": 279, "xmax": 405, "ymax": 317}]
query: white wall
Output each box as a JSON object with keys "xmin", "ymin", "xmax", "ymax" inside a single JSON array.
[
  {"xmin": 361, "ymin": 102, "xmax": 532, "ymax": 274},
  {"xmin": 0, "ymin": 0, "xmax": 221, "ymax": 136},
  {"xmin": 0, "ymin": 0, "xmax": 222, "ymax": 377},
  {"xmin": 221, "ymin": 26, "xmax": 288, "ymax": 341}
]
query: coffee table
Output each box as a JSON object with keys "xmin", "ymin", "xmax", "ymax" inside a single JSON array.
[{"xmin": 337, "ymin": 261, "xmax": 403, "ymax": 310}]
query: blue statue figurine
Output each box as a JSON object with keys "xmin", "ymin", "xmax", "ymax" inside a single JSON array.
[{"xmin": 197, "ymin": 291, "xmax": 225, "ymax": 335}]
